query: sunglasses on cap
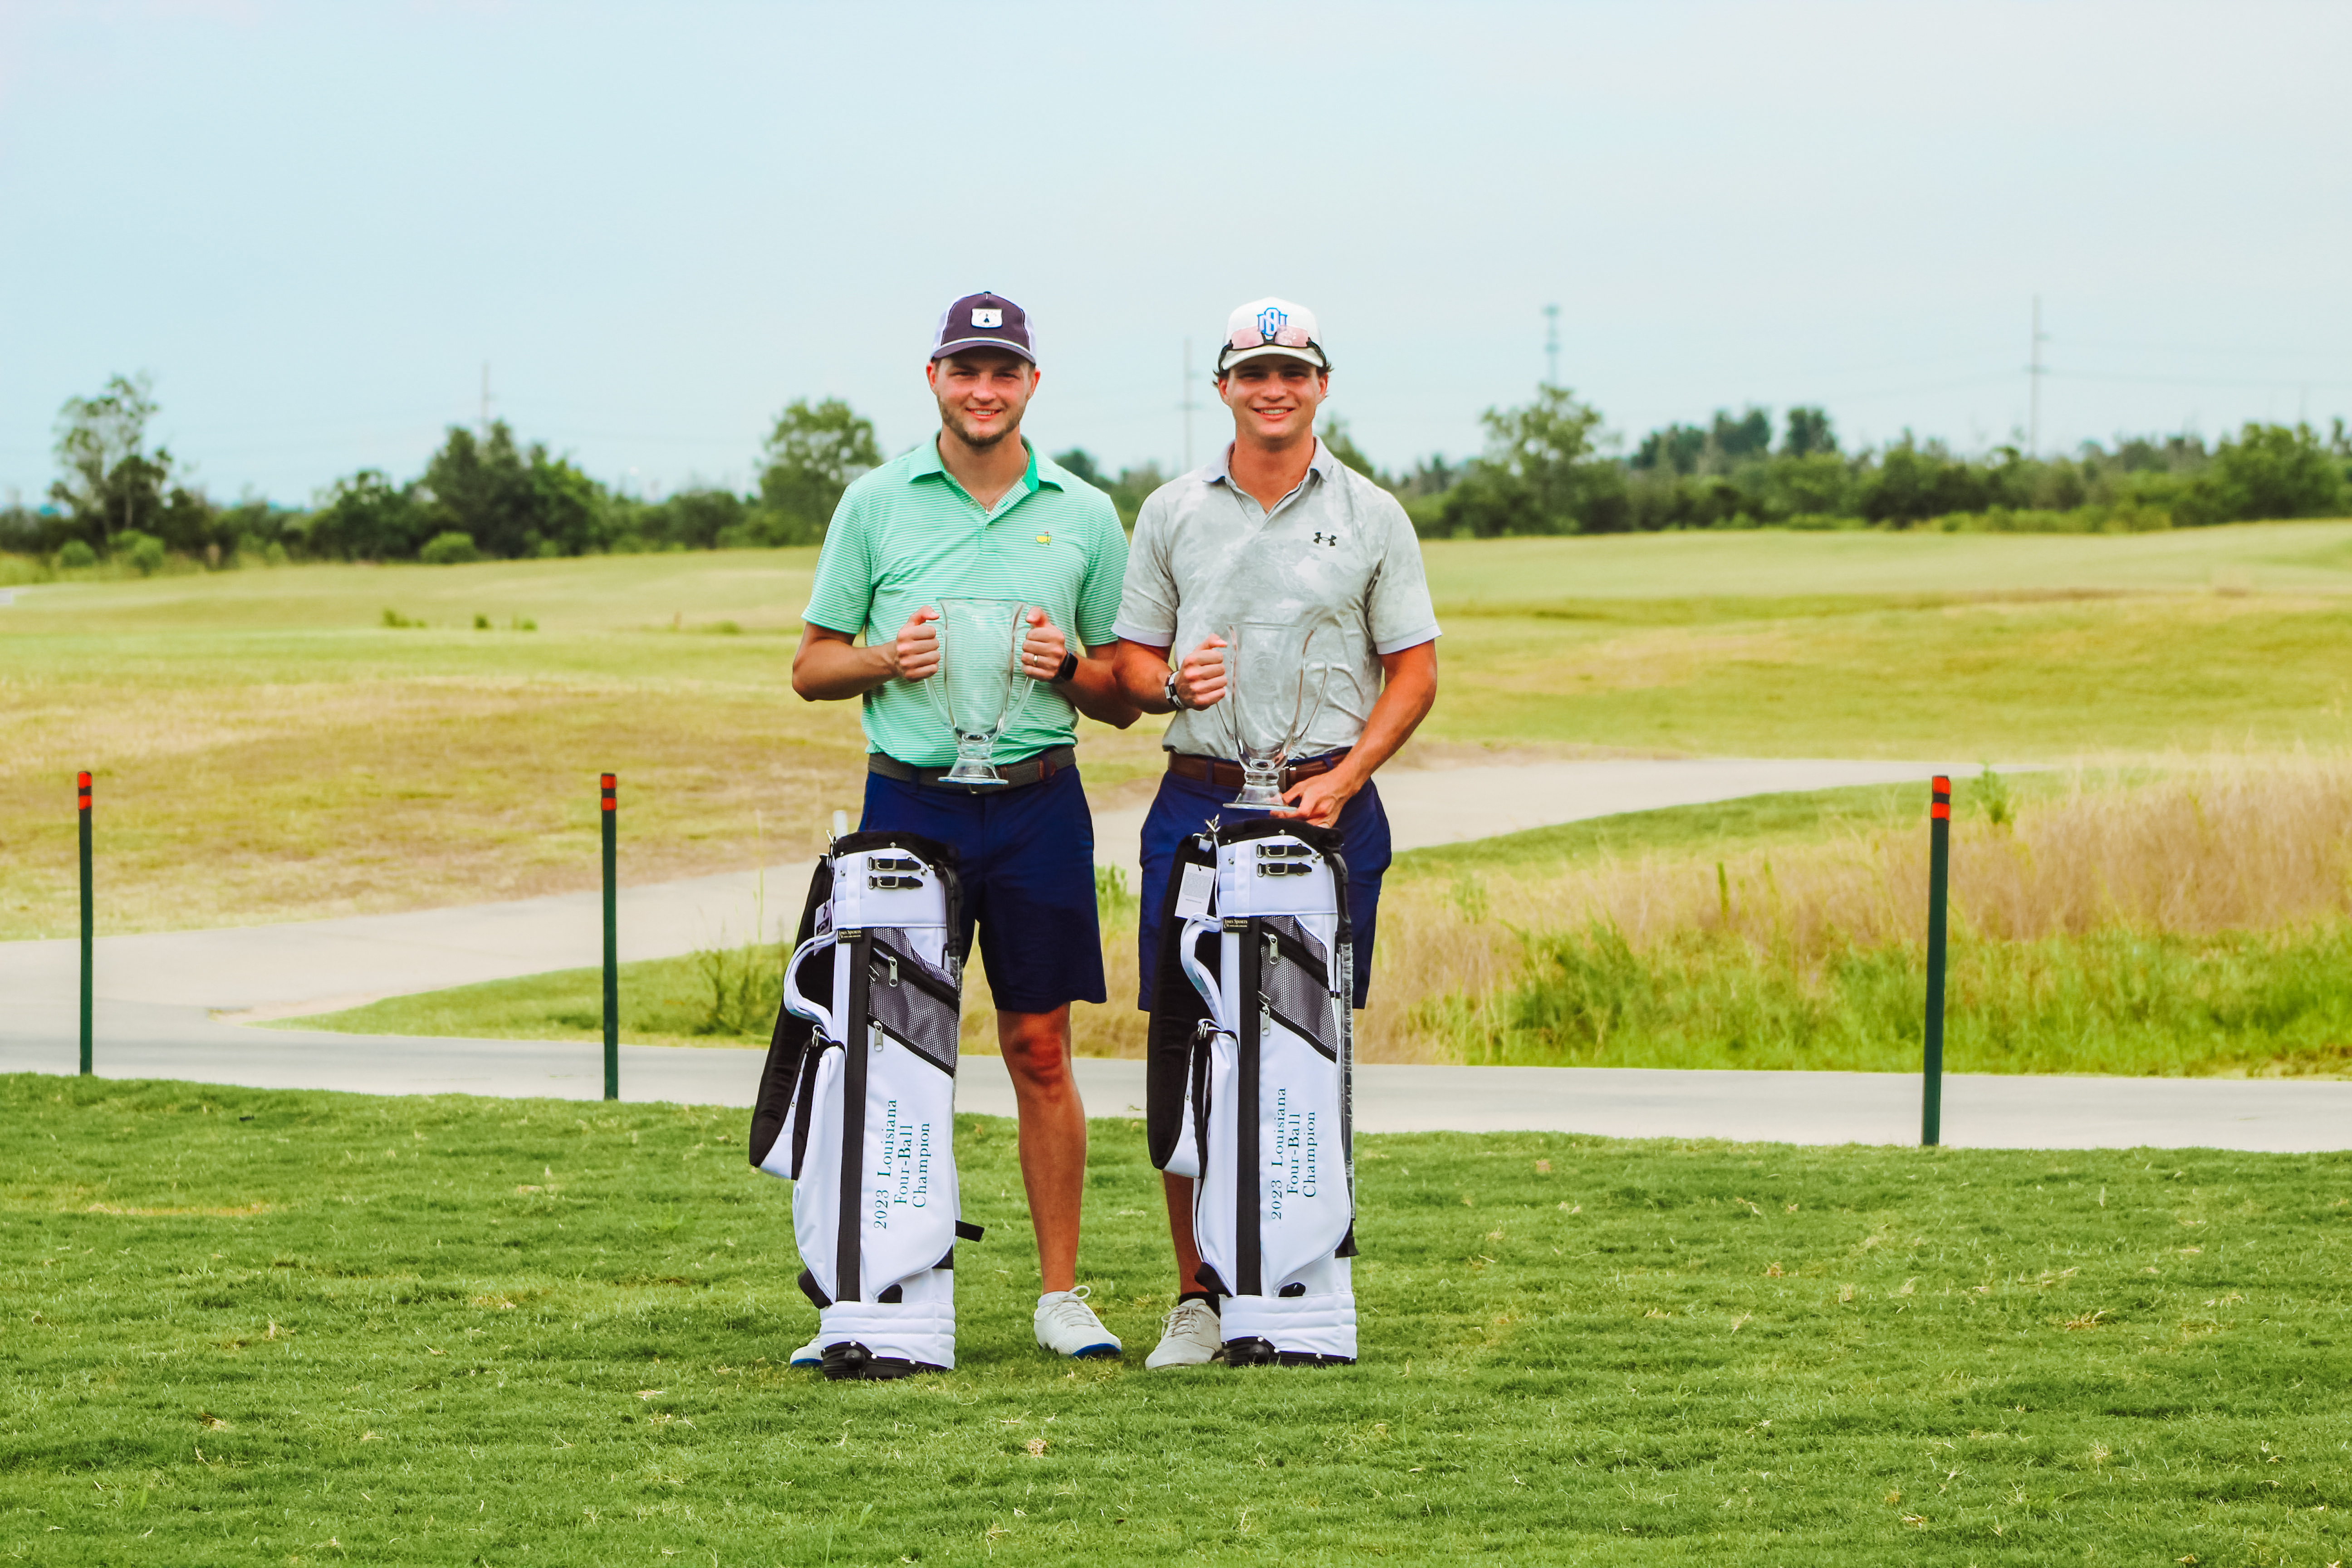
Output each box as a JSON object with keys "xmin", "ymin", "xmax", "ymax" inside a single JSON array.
[
  {"xmin": 1216, "ymin": 330, "xmax": 1331, "ymax": 375},
  {"xmin": 1227, "ymin": 319, "xmax": 1318, "ymax": 353}
]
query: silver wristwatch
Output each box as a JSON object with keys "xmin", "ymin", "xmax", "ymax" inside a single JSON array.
[{"xmin": 1164, "ymin": 668, "xmax": 1189, "ymax": 711}]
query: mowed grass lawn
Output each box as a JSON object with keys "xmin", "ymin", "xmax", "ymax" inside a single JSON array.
[
  {"xmin": 6, "ymin": 526, "xmax": 2352, "ymax": 941},
  {"xmin": 6, "ymin": 1074, "xmax": 2350, "ymax": 1566}
]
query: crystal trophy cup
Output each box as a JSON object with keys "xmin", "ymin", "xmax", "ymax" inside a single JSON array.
[
  {"xmin": 926, "ymin": 598, "xmax": 1037, "ymax": 786},
  {"xmin": 1220, "ymin": 617, "xmax": 1336, "ymax": 810}
]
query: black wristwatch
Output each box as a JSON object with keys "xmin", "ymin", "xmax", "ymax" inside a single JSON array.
[{"xmin": 1049, "ymin": 649, "xmax": 1079, "ymax": 684}]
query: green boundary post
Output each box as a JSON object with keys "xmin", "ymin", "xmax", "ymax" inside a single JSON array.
[
  {"xmin": 602, "ymin": 773, "xmax": 618, "ymax": 1101},
  {"xmin": 1922, "ymin": 774, "xmax": 1951, "ymax": 1146},
  {"xmin": 78, "ymin": 771, "xmax": 93, "ymax": 1077}
]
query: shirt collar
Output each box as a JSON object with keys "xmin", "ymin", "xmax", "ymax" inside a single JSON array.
[
  {"xmin": 911, "ymin": 436, "xmax": 1053, "ymax": 500},
  {"xmin": 1207, "ymin": 438, "xmax": 1337, "ymax": 488}
]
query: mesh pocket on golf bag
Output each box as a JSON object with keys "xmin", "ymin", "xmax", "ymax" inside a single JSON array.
[
  {"xmin": 1260, "ymin": 925, "xmax": 1338, "ymax": 1062},
  {"xmin": 866, "ymin": 930, "xmax": 959, "ymax": 1076}
]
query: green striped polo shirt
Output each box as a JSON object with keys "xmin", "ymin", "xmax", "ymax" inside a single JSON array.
[{"xmin": 803, "ymin": 436, "xmax": 1129, "ymax": 767}]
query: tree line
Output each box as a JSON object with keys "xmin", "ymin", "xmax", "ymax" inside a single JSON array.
[
  {"xmin": 0, "ymin": 377, "xmax": 889, "ymax": 569},
  {"xmin": 7, "ymin": 373, "xmax": 2349, "ymax": 572},
  {"xmin": 1350, "ymin": 389, "xmax": 2352, "ymax": 537}
]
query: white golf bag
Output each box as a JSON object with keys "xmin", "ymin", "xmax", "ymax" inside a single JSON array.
[
  {"xmin": 749, "ymin": 830, "xmax": 979, "ymax": 1379},
  {"xmin": 1147, "ymin": 818, "xmax": 1357, "ymax": 1366}
]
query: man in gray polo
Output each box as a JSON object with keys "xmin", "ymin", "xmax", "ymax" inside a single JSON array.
[{"xmin": 1111, "ymin": 296, "xmax": 1440, "ymax": 1368}]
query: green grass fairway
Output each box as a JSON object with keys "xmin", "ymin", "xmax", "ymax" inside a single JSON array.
[
  {"xmin": 1424, "ymin": 593, "xmax": 2352, "ymax": 760},
  {"xmin": 8, "ymin": 529, "xmax": 2352, "ymax": 941},
  {"xmin": 6, "ymin": 1075, "xmax": 2348, "ymax": 1565},
  {"xmin": 1416, "ymin": 519, "xmax": 2352, "ymax": 607},
  {"xmin": 1391, "ymin": 779, "xmax": 1948, "ymax": 879},
  {"xmin": 269, "ymin": 948, "xmax": 789, "ymax": 1050}
]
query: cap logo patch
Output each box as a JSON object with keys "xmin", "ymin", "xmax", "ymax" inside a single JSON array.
[
  {"xmin": 972, "ymin": 308, "xmax": 1004, "ymax": 328},
  {"xmin": 1256, "ymin": 305, "xmax": 1287, "ymax": 339}
]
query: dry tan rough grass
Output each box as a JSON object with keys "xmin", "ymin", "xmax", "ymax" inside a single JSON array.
[{"xmin": 1354, "ymin": 757, "xmax": 2352, "ymax": 1063}]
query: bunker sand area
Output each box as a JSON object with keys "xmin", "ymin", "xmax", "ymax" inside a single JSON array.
[{"xmin": 6, "ymin": 527, "xmax": 2352, "ymax": 943}]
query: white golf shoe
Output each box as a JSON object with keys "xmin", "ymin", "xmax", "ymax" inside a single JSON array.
[
  {"xmin": 788, "ymin": 1335, "xmax": 823, "ymax": 1369},
  {"xmin": 1033, "ymin": 1286, "xmax": 1122, "ymax": 1359},
  {"xmin": 1145, "ymin": 1298, "xmax": 1224, "ymax": 1368}
]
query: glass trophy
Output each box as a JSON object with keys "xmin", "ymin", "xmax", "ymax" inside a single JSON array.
[
  {"xmin": 925, "ymin": 598, "xmax": 1036, "ymax": 786},
  {"xmin": 1221, "ymin": 616, "xmax": 1335, "ymax": 810}
]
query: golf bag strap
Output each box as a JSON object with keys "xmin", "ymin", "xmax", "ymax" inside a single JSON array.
[
  {"xmin": 1324, "ymin": 842, "xmax": 1356, "ymax": 1189},
  {"xmin": 834, "ymin": 931, "xmax": 874, "ymax": 1301},
  {"xmin": 1145, "ymin": 832, "xmax": 1220, "ymax": 1170},
  {"xmin": 748, "ymin": 854, "xmax": 835, "ymax": 1171},
  {"xmin": 1236, "ymin": 912, "xmax": 1263, "ymax": 1298},
  {"xmin": 956, "ymin": 1220, "xmax": 985, "ymax": 1242}
]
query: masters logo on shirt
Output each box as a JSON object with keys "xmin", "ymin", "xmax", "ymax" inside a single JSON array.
[{"xmin": 1035, "ymin": 533, "xmax": 1052, "ymax": 545}]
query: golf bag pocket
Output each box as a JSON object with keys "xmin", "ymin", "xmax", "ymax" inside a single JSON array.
[{"xmin": 748, "ymin": 831, "xmax": 971, "ymax": 1375}]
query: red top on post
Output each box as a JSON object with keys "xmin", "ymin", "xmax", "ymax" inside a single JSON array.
[
  {"xmin": 1930, "ymin": 774, "xmax": 1951, "ymax": 821},
  {"xmin": 600, "ymin": 774, "xmax": 616, "ymax": 810},
  {"xmin": 77, "ymin": 772, "xmax": 91, "ymax": 810}
]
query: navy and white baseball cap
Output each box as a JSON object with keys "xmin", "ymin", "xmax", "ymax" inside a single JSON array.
[
  {"xmin": 931, "ymin": 291, "xmax": 1037, "ymax": 365},
  {"xmin": 1217, "ymin": 297, "xmax": 1327, "ymax": 372}
]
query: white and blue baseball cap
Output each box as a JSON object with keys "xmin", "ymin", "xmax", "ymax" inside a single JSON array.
[{"xmin": 1217, "ymin": 297, "xmax": 1328, "ymax": 372}]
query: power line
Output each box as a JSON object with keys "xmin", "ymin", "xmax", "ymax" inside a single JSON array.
[
  {"xmin": 2049, "ymin": 369, "xmax": 2352, "ymax": 391},
  {"xmin": 2027, "ymin": 295, "xmax": 2050, "ymax": 456},
  {"xmin": 1179, "ymin": 336, "xmax": 1202, "ymax": 473}
]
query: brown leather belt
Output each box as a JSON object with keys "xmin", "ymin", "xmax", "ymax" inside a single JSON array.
[
  {"xmin": 1166, "ymin": 750, "xmax": 1349, "ymax": 792},
  {"xmin": 868, "ymin": 744, "xmax": 1076, "ymax": 792}
]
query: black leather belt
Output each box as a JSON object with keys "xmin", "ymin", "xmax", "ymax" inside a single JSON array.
[
  {"xmin": 1166, "ymin": 750, "xmax": 1349, "ymax": 792},
  {"xmin": 868, "ymin": 744, "xmax": 1076, "ymax": 792}
]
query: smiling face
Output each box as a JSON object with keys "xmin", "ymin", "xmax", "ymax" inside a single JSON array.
[
  {"xmin": 1217, "ymin": 355, "xmax": 1328, "ymax": 447},
  {"xmin": 926, "ymin": 348, "xmax": 1038, "ymax": 451}
]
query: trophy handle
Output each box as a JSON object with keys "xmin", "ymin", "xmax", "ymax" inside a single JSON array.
[
  {"xmin": 916, "ymin": 607, "xmax": 955, "ymax": 732},
  {"xmin": 1218, "ymin": 625, "xmax": 1244, "ymax": 760},
  {"xmin": 1289, "ymin": 614, "xmax": 1336, "ymax": 764},
  {"xmin": 996, "ymin": 603, "xmax": 1039, "ymax": 743}
]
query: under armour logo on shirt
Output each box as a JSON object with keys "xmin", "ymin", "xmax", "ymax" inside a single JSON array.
[{"xmin": 1310, "ymin": 531, "xmax": 1340, "ymax": 548}]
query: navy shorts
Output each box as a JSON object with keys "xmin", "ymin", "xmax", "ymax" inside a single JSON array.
[
  {"xmin": 860, "ymin": 763, "xmax": 1107, "ymax": 1014},
  {"xmin": 1135, "ymin": 765, "xmax": 1392, "ymax": 1012}
]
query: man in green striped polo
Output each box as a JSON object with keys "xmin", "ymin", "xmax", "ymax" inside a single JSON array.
[{"xmin": 790, "ymin": 291, "xmax": 1139, "ymax": 1362}]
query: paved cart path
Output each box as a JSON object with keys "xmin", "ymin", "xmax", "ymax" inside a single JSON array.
[
  {"xmin": 0, "ymin": 756, "xmax": 1961, "ymax": 1019},
  {"xmin": 20, "ymin": 750, "xmax": 2280, "ymax": 1155},
  {"xmin": 1, "ymin": 1006, "xmax": 2343, "ymax": 1152}
]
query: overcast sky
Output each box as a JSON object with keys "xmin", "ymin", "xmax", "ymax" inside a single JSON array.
[{"xmin": 4, "ymin": 0, "xmax": 2348, "ymax": 506}]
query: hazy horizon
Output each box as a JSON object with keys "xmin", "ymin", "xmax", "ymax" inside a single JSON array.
[{"xmin": 4, "ymin": 0, "xmax": 2348, "ymax": 508}]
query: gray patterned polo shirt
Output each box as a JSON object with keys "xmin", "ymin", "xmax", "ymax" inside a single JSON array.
[{"xmin": 1113, "ymin": 440, "xmax": 1441, "ymax": 759}]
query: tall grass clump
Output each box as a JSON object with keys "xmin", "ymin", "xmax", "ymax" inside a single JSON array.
[
  {"xmin": 1469, "ymin": 921, "xmax": 2352, "ymax": 1075},
  {"xmin": 0, "ymin": 552, "xmax": 54, "ymax": 586},
  {"xmin": 691, "ymin": 940, "xmax": 785, "ymax": 1038},
  {"xmin": 1375, "ymin": 758, "xmax": 2352, "ymax": 1073}
]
